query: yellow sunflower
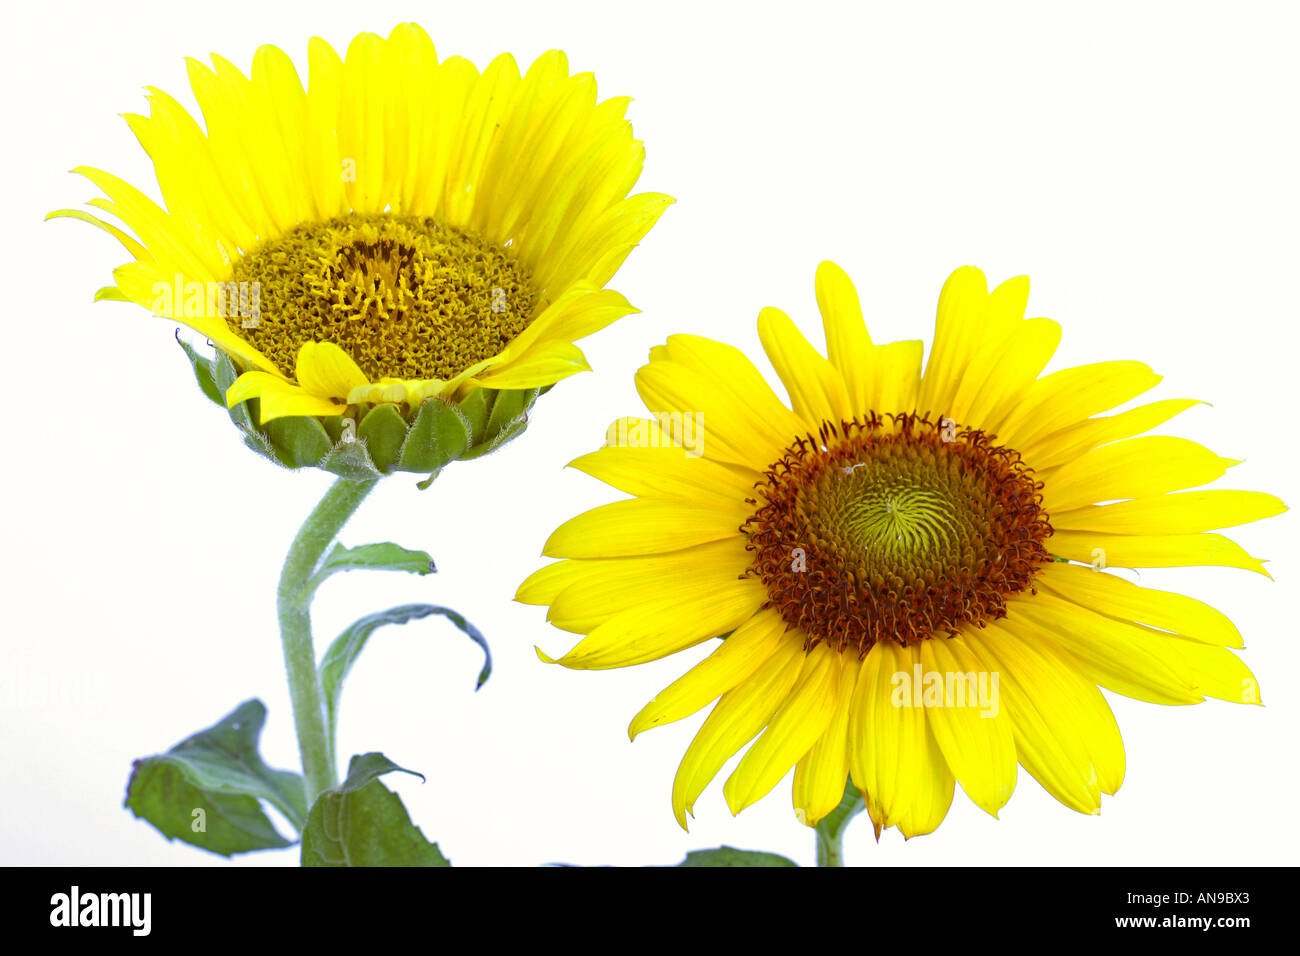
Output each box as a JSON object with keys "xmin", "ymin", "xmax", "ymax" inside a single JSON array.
[
  {"xmin": 51, "ymin": 22, "xmax": 669, "ymax": 468},
  {"xmin": 518, "ymin": 263, "xmax": 1284, "ymax": 838}
]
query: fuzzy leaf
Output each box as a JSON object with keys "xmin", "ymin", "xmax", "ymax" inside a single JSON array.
[
  {"xmin": 319, "ymin": 604, "xmax": 491, "ymax": 762},
  {"xmin": 125, "ymin": 700, "xmax": 305, "ymax": 857},
  {"xmin": 300, "ymin": 753, "xmax": 448, "ymax": 867}
]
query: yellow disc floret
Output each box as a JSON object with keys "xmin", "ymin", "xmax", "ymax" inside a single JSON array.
[{"xmin": 228, "ymin": 214, "xmax": 539, "ymax": 382}]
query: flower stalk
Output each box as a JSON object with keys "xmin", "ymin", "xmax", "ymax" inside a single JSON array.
[
  {"xmin": 814, "ymin": 781, "xmax": 866, "ymax": 867},
  {"xmin": 277, "ymin": 477, "xmax": 379, "ymax": 806}
]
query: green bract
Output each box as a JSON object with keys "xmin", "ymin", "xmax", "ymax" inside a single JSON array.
[{"xmin": 180, "ymin": 335, "xmax": 542, "ymax": 486}]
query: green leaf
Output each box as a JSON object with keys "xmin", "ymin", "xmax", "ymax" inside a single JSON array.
[
  {"xmin": 125, "ymin": 700, "xmax": 306, "ymax": 857},
  {"xmin": 357, "ymin": 403, "xmax": 408, "ymax": 472},
  {"xmin": 301, "ymin": 753, "xmax": 449, "ymax": 867},
  {"xmin": 175, "ymin": 332, "xmax": 222, "ymax": 405},
  {"xmin": 308, "ymin": 541, "xmax": 436, "ymax": 595},
  {"xmin": 319, "ymin": 604, "xmax": 491, "ymax": 761},
  {"xmin": 334, "ymin": 751, "xmax": 426, "ymax": 789},
  {"xmin": 398, "ymin": 399, "xmax": 471, "ymax": 476},
  {"xmin": 675, "ymin": 846, "xmax": 799, "ymax": 867}
]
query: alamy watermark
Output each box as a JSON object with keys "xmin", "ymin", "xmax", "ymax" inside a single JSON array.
[
  {"xmin": 151, "ymin": 275, "xmax": 261, "ymax": 328},
  {"xmin": 605, "ymin": 411, "xmax": 705, "ymax": 458},
  {"xmin": 891, "ymin": 663, "xmax": 1000, "ymax": 718}
]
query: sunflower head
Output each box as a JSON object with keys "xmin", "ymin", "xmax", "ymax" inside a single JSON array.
[
  {"xmin": 52, "ymin": 23, "xmax": 671, "ymax": 481},
  {"xmin": 519, "ymin": 262, "xmax": 1284, "ymax": 838}
]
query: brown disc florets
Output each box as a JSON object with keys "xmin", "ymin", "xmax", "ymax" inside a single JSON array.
[{"xmin": 741, "ymin": 412, "xmax": 1053, "ymax": 655}]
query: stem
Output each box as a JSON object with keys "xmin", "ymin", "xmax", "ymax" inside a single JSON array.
[
  {"xmin": 815, "ymin": 780, "xmax": 867, "ymax": 867},
  {"xmin": 277, "ymin": 477, "xmax": 379, "ymax": 807}
]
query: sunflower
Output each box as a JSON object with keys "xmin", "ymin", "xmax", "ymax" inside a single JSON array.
[
  {"xmin": 51, "ymin": 22, "xmax": 669, "ymax": 468},
  {"xmin": 518, "ymin": 263, "xmax": 1284, "ymax": 837}
]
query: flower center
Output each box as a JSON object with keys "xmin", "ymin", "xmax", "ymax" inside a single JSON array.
[
  {"xmin": 227, "ymin": 214, "xmax": 539, "ymax": 381},
  {"xmin": 742, "ymin": 413, "xmax": 1053, "ymax": 654}
]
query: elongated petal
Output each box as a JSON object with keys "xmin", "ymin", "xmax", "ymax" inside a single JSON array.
[
  {"xmin": 918, "ymin": 638, "xmax": 1017, "ymax": 816},
  {"xmin": 918, "ymin": 266, "xmax": 991, "ymax": 415},
  {"xmin": 1052, "ymin": 490, "xmax": 1286, "ymax": 535},
  {"xmin": 629, "ymin": 609, "xmax": 792, "ymax": 739},
  {"xmin": 1026, "ymin": 398, "xmax": 1205, "ymax": 471},
  {"xmin": 848, "ymin": 641, "xmax": 927, "ymax": 830},
  {"xmin": 542, "ymin": 498, "xmax": 749, "ymax": 558},
  {"xmin": 758, "ymin": 306, "xmax": 853, "ymax": 428},
  {"xmin": 538, "ymin": 577, "xmax": 768, "ymax": 670},
  {"xmin": 1044, "ymin": 436, "xmax": 1231, "ymax": 512},
  {"xmin": 999, "ymin": 361, "xmax": 1162, "ymax": 450},
  {"xmin": 567, "ymin": 446, "xmax": 756, "ymax": 506},
  {"xmin": 672, "ymin": 639, "xmax": 808, "ymax": 828},
  {"xmin": 1007, "ymin": 592, "xmax": 1260, "ymax": 705},
  {"xmin": 1038, "ymin": 561, "xmax": 1243, "ymax": 647},
  {"xmin": 724, "ymin": 643, "xmax": 843, "ymax": 814},
  {"xmin": 1050, "ymin": 530, "xmax": 1268, "ymax": 575},
  {"xmin": 792, "ymin": 655, "xmax": 858, "ymax": 826},
  {"xmin": 964, "ymin": 623, "xmax": 1112, "ymax": 814},
  {"xmin": 816, "ymin": 260, "xmax": 873, "ymax": 408},
  {"xmin": 547, "ymin": 539, "xmax": 751, "ymax": 630}
]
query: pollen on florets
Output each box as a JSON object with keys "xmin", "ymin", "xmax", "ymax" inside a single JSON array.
[
  {"xmin": 741, "ymin": 412, "xmax": 1053, "ymax": 654},
  {"xmin": 227, "ymin": 214, "xmax": 539, "ymax": 381}
]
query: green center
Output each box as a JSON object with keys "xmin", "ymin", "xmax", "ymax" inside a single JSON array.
[
  {"xmin": 227, "ymin": 214, "xmax": 539, "ymax": 381},
  {"xmin": 802, "ymin": 450, "xmax": 987, "ymax": 592}
]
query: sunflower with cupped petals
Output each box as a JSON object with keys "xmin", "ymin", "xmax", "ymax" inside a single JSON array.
[
  {"xmin": 518, "ymin": 263, "xmax": 1284, "ymax": 837},
  {"xmin": 52, "ymin": 23, "xmax": 670, "ymax": 429}
]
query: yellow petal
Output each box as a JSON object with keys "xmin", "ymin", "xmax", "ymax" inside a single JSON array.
[
  {"xmin": 918, "ymin": 638, "xmax": 1017, "ymax": 816},
  {"xmin": 961, "ymin": 318, "xmax": 1061, "ymax": 432},
  {"xmin": 894, "ymin": 719, "xmax": 956, "ymax": 839},
  {"xmin": 226, "ymin": 371, "xmax": 345, "ymax": 423},
  {"xmin": 1049, "ymin": 530, "xmax": 1268, "ymax": 575},
  {"xmin": 472, "ymin": 342, "xmax": 591, "ymax": 390},
  {"xmin": 791, "ymin": 655, "xmax": 858, "ymax": 826},
  {"xmin": 635, "ymin": 356, "xmax": 800, "ymax": 470},
  {"xmin": 547, "ymin": 539, "xmax": 752, "ymax": 631},
  {"xmin": 1006, "ymin": 592, "xmax": 1257, "ymax": 704},
  {"xmin": 538, "ymin": 577, "xmax": 768, "ymax": 671},
  {"xmin": 542, "ymin": 498, "xmax": 750, "ymax": 558},
  {"xmin": 1052, "ymin": 490, "xmax": 1286, "ymax": 536},
  {"xmin": 998, "ymin": 361, "xmax": 1162, "ymax": 450},
  {"xmin": 1038, "ymin": 560, "xmax": 1243, "ymax": 647},
  {"xmin": 918, "ymin": 266, "xmax": 991, "ymax": 416},
  {"xmin": 1025, "ymin": 398, "xmax": 1205, "ymax": 471},
  {"xmin": 816, "ymin": 261, "xmax": 873, "ymax": 410},
  {"xmin": 567, "ymin": 445, "xmax": 756, "ymax": 506},
  {"xmin": 870, "ymin": 339, "xmax": 924, "ymax": 415},
  {"xmin": 1044, "ymin": 436, "xmax": 1231, "ymax": 512},
  {"xmin": 672, "ymin": 638, "xmax": 808, "ymax": 828},
  {"xmin": 758, "ymin": 306, "xmax": 853, "ymax": 428},
  {"xmin": 294, "ymin": 341, "xmax": 370, "ymax": 400},
  {"xmin": 848, "ymin": 641, "xmax": 927, "ymax": 831},
  {"xmin": 963, "ymin": 623, "xmax": 1115, "ymax": 814},
  {"xmin": 629, "ymin": 609, "xmax": 791, "ymax": 739},
  {"xmin": 724, "ymin": 643, "xmax": 843, "ymax": 814}
]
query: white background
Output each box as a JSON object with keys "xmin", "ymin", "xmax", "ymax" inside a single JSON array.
[{"xmin": 2, "ymin": 0, "xmax": 1297, "ymax": 867}]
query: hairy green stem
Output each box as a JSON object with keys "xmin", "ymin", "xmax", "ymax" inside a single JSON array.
[
  {"xmin": 815, "ymin": 780, "xmax": 867, "ymax": 867},
  {"xmin": 277, "ymin": 477, "xmax": 379, "ymax": 808}
]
